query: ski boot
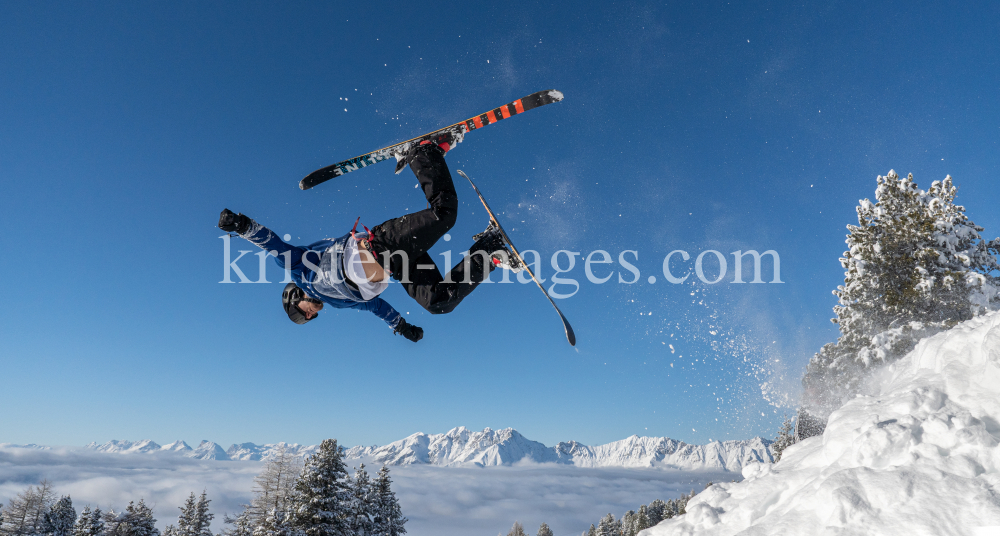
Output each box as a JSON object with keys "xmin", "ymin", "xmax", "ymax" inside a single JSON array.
[
  {"xmin": 395, "ymin": 133, "xmax": 454, "ymax": 173},
  {"xmin": 473, "ymin": 221, "xmax": 523, "ymax": 272}
]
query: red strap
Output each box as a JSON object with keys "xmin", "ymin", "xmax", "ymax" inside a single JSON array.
[{"xmin": 350, "ymin": 217, "xmax": 389, "ymax": 274}]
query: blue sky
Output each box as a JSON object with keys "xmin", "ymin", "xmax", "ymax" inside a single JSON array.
[{"xmin": 2, "ymin": 1, "xmax": 998, "ymax": 449}]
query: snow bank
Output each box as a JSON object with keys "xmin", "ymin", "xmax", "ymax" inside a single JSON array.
[{"xmin": 643, "ymin": 311, "xmax": 1000, "ymax": 535}]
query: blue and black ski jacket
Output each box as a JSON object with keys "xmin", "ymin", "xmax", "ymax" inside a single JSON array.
[{"xmin": 239, "ymin": 220, "xmax": 402, "ymax": 329}]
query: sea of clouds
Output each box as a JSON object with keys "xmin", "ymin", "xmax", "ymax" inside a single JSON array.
[{"xmin": 0, "ymin": 446, "xmax": 726, "ymax": 536}]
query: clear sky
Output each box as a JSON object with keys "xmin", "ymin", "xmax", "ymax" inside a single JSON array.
[{"xmin": 2, "ymin": 1, "xmax": 998, "ymax": 449}]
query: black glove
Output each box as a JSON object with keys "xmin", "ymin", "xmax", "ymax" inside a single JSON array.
[
  {"xmin": 218, "ymin": 209, "xmax": 252, "ymax": 234},
  {"xmin": 394, "ymin": 318, "xmax": 423, "ymax": 342}
]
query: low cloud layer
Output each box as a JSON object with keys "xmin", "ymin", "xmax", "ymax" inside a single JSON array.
[{"xmin": 0, "ymin": 447, "xmax": 727, "ymax": 536}]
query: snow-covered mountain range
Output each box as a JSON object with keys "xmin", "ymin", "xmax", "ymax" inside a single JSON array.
[{"xmin": 76, "ymin": 428, "xmax": 772, "ymax": 472}]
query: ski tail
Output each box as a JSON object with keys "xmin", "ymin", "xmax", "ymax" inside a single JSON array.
[
  {"xmin": 456, "ymin": 169, "xmax": 576, "ymax": 347},
  {"xmin": 299, "ymin": 90, "xmax": 564, "ymax": 190}
]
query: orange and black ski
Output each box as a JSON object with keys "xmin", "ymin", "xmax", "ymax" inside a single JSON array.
[
  {"xmin": 300, "ymin": 90, "xmax": 565, "ymax": 190},
  {"xmin": 456, "ymin": 169, "xmax": 576, "ymax": 347}
]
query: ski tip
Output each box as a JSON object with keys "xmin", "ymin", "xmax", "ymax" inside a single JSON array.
[
  {"xmin": 546, "ymin": 89, "xmax": 565, "ymax": 102},
  {"xmin": 561, "ymin": 315, "xmax": 576, "ymax": 346},
  {"xmin": 299, "ymin": 179, "xmax": 310, "ymax": 190}
]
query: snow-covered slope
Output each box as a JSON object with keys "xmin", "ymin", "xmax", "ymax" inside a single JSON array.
[
  {"xmin": 190, "ymin": 441, "xmax": 230, "ymax": 460},
  {"xmin": 554, "ymin": 435, "xmax": 772, "ymax": 470},
  {"xmin": 161, "ymin": 440, "xmax": 192, "ymax": 452},
  {"xmin": 80, "ymin": 429, "xmax": 771, "ymax": 471},
  {"xmin": 85, "ymin": 439, "xmax": 162, "ymax": 453},
  {"xmin": 644, "ymin": 311, "xmax": 1000, "ymax": 535},
  {"xmin": 227, "ymin": 442, "xmax": 319, "ymax": 461},
  {"xmin": 345, "ymin": 427, "xmax": 556, "ymax": 467}
]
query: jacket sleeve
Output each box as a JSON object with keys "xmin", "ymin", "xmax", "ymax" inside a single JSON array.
[
  {"xmin": 239, "ymin": 219, "xmax": 306, "ymax": 271},
  {"xmin": 350, "ymin": 297, "xmax": 403, "ymax": 329}
]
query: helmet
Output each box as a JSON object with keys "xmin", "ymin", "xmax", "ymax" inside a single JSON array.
[{"xmin": 282, "ymin": 283, "xmax": 313, "ymax": 325}]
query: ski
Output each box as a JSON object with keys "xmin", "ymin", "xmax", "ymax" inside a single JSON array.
[
  {"xmin": 300, "ymin": 89, "xmax": 565, "ymax": 190},
  {"xmin": 456, "ymin": 169, "xmax": 576, "ymax": 347}
]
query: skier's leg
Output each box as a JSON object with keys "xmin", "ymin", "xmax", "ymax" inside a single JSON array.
[
  {"xmin": 402, "ymin": 246, "xmax": 495, "ymax": 315},
  {"xmin": 370, "ymin": 145, "xmax": 458, "ymax": 277}
]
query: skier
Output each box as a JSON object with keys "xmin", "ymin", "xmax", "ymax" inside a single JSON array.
[{"xmin": 218, "ymin": 136, "xmax": 519, "ymax": 342}]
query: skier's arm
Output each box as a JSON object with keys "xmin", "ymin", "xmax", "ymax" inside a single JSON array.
[
  {"xmin": 350, "ymin": 297, "xmax": 403, "ymax": 330},
  {"xmin": 219, "ymin": 209, "xmax": 306, "ymax": 270}
]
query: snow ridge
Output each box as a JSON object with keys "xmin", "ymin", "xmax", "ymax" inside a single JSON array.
[
  {"xmin": 80, "ymin": 428, "xmax": 772, "ymax": 472},
  {"xmin": 644, "ymin": 311, "xmax": 1000, "ymax": 535}
]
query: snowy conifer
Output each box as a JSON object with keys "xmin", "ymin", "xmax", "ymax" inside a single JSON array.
[
  {"xmin": 646, "ymin": 500, "xmax": 666, "ymax": 525},
  {"xmin": 195, "ymin": 493, "xmax": 213, "ymax": 536},
  {"xmin": 370, "ymin": 466, "xmax": 405, "ymax": 536},
  {"xmin": 804, "ymin": 171, "xmax": 1000, "ymax": 417},
  {"xmin": 505, "ymin": 522, "xmax": 526, "ymax": 536},
  {"xmin": 253, "ymin": 447, "xmax": 302, "ymax": 522},
  {"xmin": 44, "ymin": 497, "xmax": 75, "ymax": 536},
  {"xmin": 252, "ymin": 510, "xmax": 290, "ymax": 536},
  {"xmin": 225, "ymin": 447, "xmax": 302, "ymax": 536},
  {"xmin": 176, "ymin": 494, "xmax": 197, "ymax": 536},
  {"xmin": 1, "ymin": 481, "xmax": 57, "ymax": 536},
  {"xmin": 346, "ymin": 466, "xmax": 373, "ymax": 536},
  {"xmin": 105, "ymin": 501, "xmax": 159, "ymax": 536},
  {"xmin": 586, "ymin": 524, "xmax": 596, "ymax": 536},
  {"xmin": 288, "ymin": 439, "xmax": 350, "ymax": 536},
  {"xmin": 74, "ymin": 508, "xmax": 104, "ymax": 536},
  {"xmin": 634, "ymin": 505, "xmax": 649, "ymax": 533},
  {"xmin": 620, "ymin": 510, "xmax": 635, "ymax": 536},
  {"xmin": 88, "ymin": 509, "xmax": 104, "ymax": 536},
  {"xmin": 596, "ymin": 514, "xmax": 615, "ymax": 536},
  {"xmin": 535, "ymin": 523, "xmax": 553, "ymax": 536},
  {"xmin": 74, "ymin": 507, "xmax": 92, "ymax": 536},
  {"xmin": 771, "ymin": 415, "xmax": 796, "ymax": 462}
]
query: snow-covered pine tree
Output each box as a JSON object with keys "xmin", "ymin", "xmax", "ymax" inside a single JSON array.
[
  {"xmin": 586, "ymin": 524, "xmax": 596, "ymax": 536},
  {"xmin": 346, "ymin": 466, "xmax": 372, "ymax": 536},
  {"xmin": 88, "ymin": 509, "xmax": 104, "ymax": 536},
  {"xmin": 176, "ymin": 494, "xmax": 197, "ymax": 536},
  {"xmin": 620, "ymin": 510, "xmax": 635, "ymax": 536},
  {"xmin": 1, "ymin": 480, "xmax": 56, "ymax": 536},
  {"xmin": 195, "ymin": 493, "xmax": 213, "ymax": 536},
  {"xmin": 225, "ymin": 445, "xmax": 303, "ymax": 536},
  {"xmin": 771, "ymin": 415, "xmax": 796, "ymax": 462},
  {"xmin": 646, "ymin": 500, "xmax": 666, "ymax": 526},
  {"xmin": 252, "ymin": 510, "xmax": 290, "ymax": 536},
  {"xmin": 803, "ymin": 171, "xmax": 1000, "ymax": 419},
  {"xmin": 44, "ymin": 496, "xmax": 75, "ymax": 536},
  {"xmin": 535, "ymin": 522, "xmax": 553, "ymax": 536},
  {"xmin": 75, "ymin": 507, "xmax": 92, "ymax": 536},
  {"xmin": 505, "ymin": 522, "xmax": 526, "ymax": 536},
  {"xmin": 370, "ymin": 466, "xmax": 405, "ymax": 536},
  {"xmin": 105, "ymin": 501, "xmax": 159, "ymax": 536},
  {"xmin": 254, "ymin": 446, "xmax": 302, "ymax": 523},
  {"xmin": 634, "ymin": 505, "xmax": 649, "ymax": 533},
  {"xmin": 288, "ymin": 439, "xmax": 350, "ymax": 536},
  {"xmin": 596, "ymin": 514, "xmax": 615, "ymax": 536}
]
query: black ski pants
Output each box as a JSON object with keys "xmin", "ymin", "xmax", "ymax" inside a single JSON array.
[{"xmin": 370, "ymin": 145, "xmax": 493, "ymax": 315}]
